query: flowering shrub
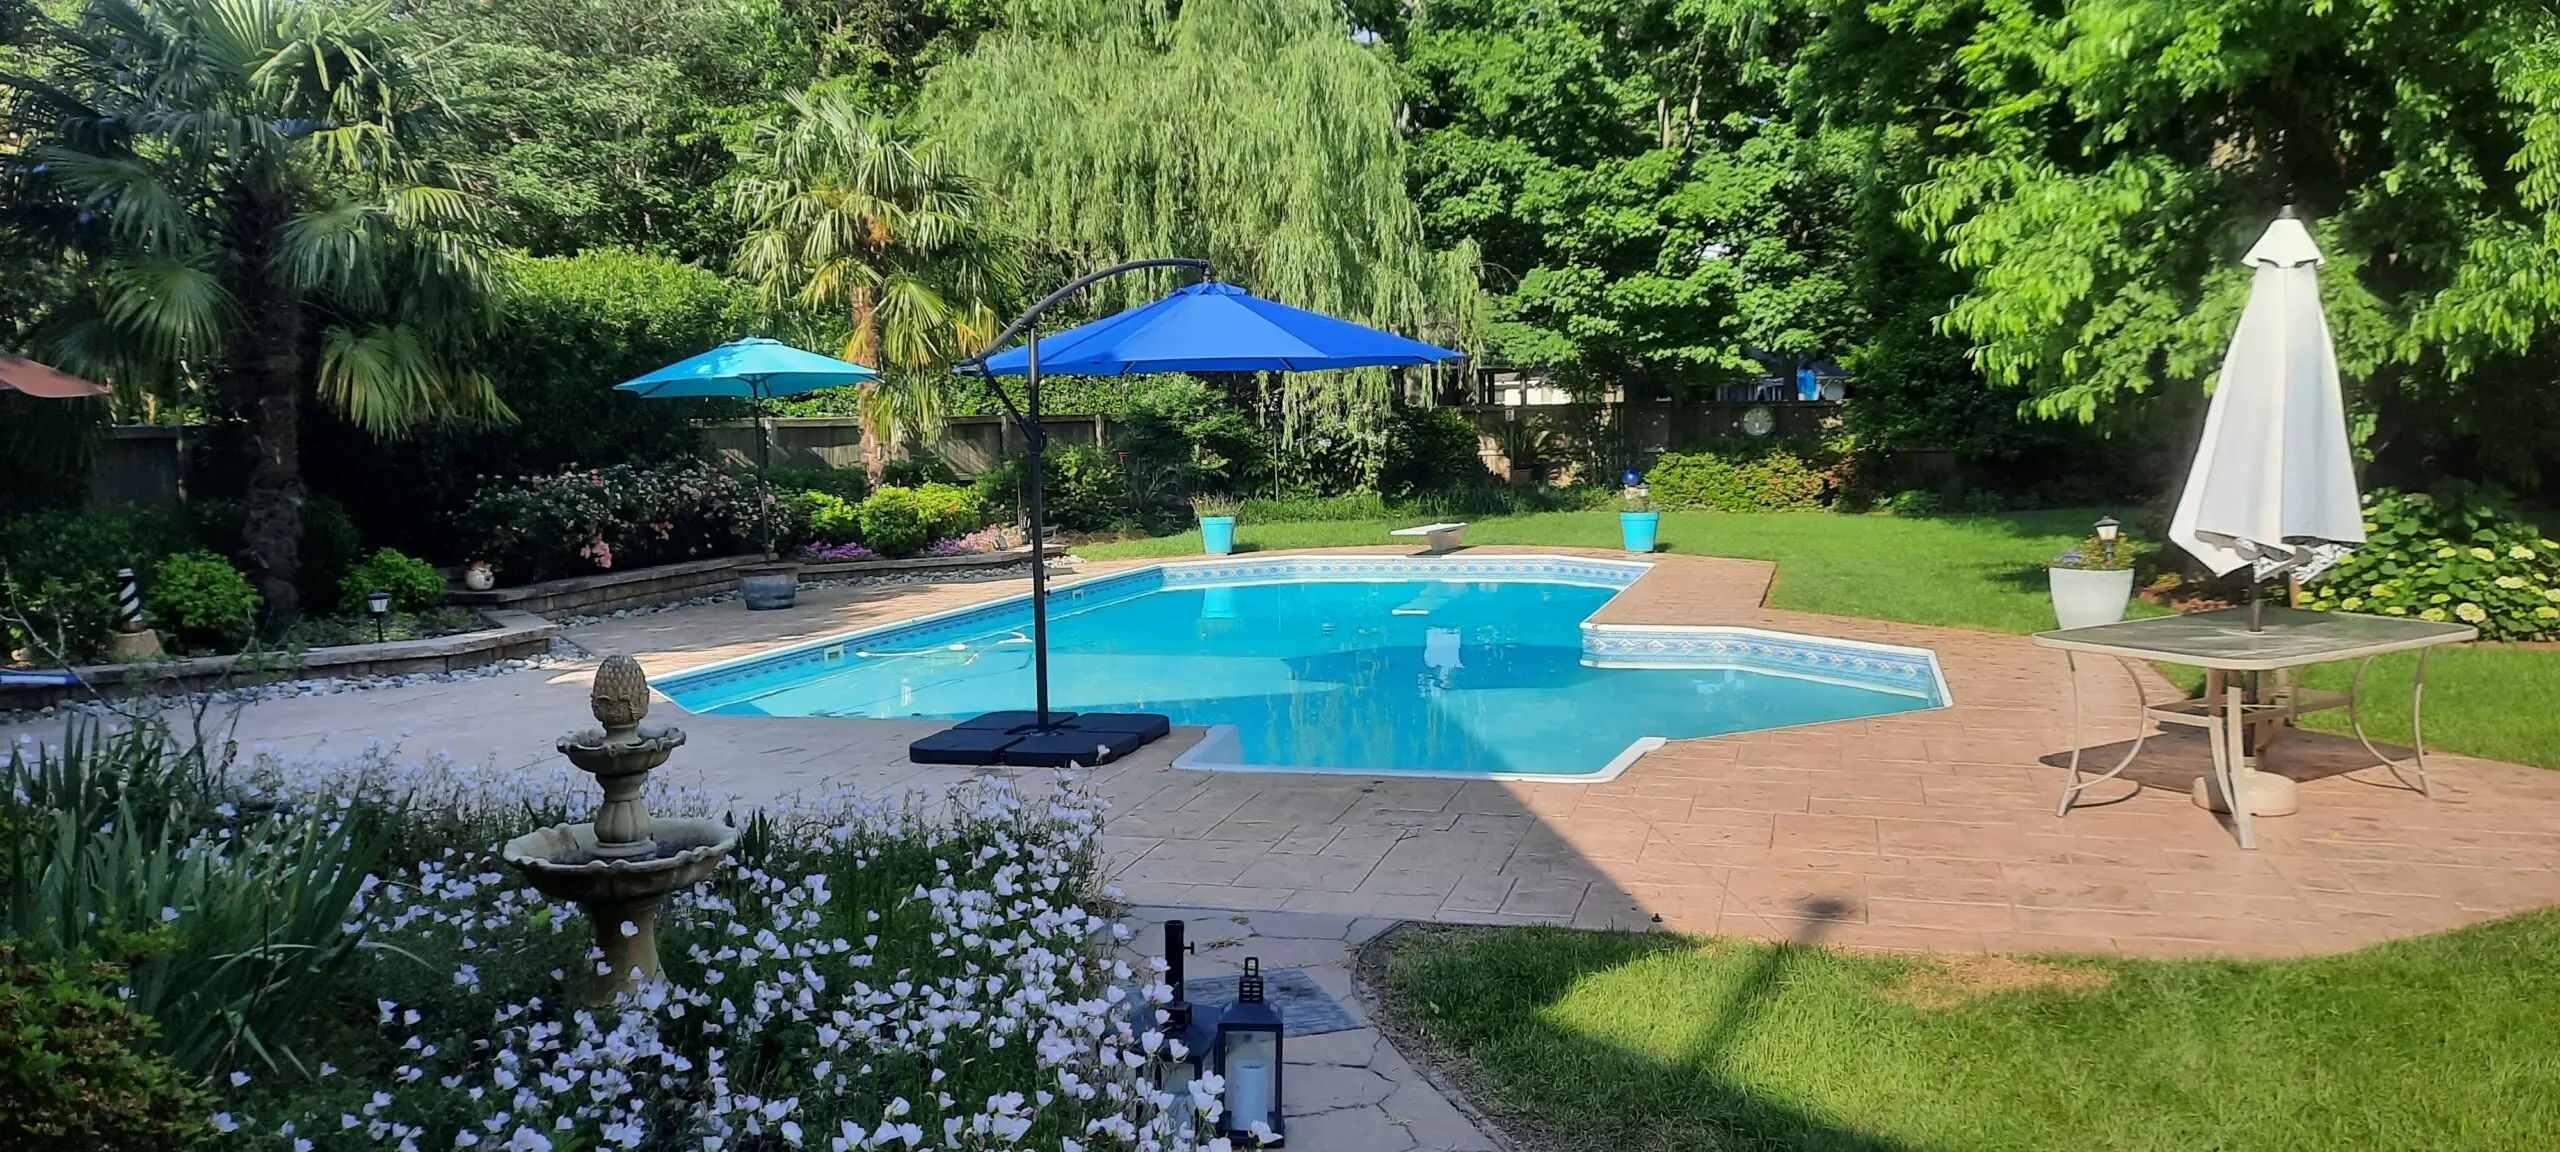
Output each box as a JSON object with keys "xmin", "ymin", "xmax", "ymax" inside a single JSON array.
[
  {"xmin": 802, "ymin": 541, "xmax": 879, "ymax": 562},
  {"xmin": 2051, "ymin": 534, "xmax": 2137, "ymax": 572},
  {"xmin": 924, "ymin": 525, "xmax": 1029, "ymax": 557},
  {"xmin": 461, "ymin": 463, "xmax": 792, "ymax": 583},
  {"xmin": 4, "ymin": 726, "xmax": 1228, "ymax": 1152},
  {"xmin": 0, "ymin": 944, "xmax": 210, "ymax": 1148},
  {"xmin": 2307, "ymin": 488, "xmax": 2560, "ymax": 640}
]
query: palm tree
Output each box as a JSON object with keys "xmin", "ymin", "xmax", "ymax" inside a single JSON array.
[
  {"xmin": 9, "ymin": 0, "xmax": 505, "ymax": 617},
  {"xmin": 731, "ymin": 86, "xmax": 1015, "ymax": 486}
]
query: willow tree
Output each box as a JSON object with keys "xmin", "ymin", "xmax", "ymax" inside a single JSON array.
[
  {"xmin": 921, "ymin": 0, "xmax": 1481, "ymax": 471},
  {"xmin": 14, "ymin": 0, "xmax": 505, "ymax": 616}
]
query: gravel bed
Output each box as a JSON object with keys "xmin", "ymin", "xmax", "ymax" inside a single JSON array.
[
  {"xmin": 0, "ymin": 637, "xmax": 585, "ymax": 729},
  {"xmin": 4, "ymin": 565, "xmax": 1049, "ymax": 728}
]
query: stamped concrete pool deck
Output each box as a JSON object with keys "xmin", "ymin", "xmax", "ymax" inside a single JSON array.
[{"xmin": 14, "ymin": 546, "xmax": 2559, "ymax": 961}]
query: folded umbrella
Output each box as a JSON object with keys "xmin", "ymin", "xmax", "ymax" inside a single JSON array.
[{"xmin": 2168, "ymin": 208, "xmax": 2365, "ymax": 598}]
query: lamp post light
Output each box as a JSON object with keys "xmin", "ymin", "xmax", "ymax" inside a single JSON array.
[
  {"xmin": 368, "ymin": 589, "xmax": 391, "ymax": 643},
  {"xmin": 2094, "ymin": 516, "xmax": 2121, "ymax": 567},
  {"xmin": 1215, "ymin": 957, "xmax": 1286, "ymax": 1146}
]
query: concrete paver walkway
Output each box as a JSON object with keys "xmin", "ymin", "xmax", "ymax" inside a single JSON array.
[
  {"xmin": 12, "ymin": 548, "xmax": 2559, "ymax": 962},
  {"xmin": 1113, "ymin": 907, "xmax": 1497, "ymax": 1152}
]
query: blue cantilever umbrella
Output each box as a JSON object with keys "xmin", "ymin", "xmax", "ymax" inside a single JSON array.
[
  {"xmin": 617, "ymin": 338, "xmax": 878, "ymax": 556},
  {"xmin": 923, "ymin": 264, "xmax": 1464, "ymax": 762},
  {"xmin": 975, "ymin": 280, "xmax": 1458, "ymax": 374}
]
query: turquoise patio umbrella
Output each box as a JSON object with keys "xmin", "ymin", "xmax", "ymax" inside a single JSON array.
[{"xmin": 616, "ymin": 337, "xmax": 878, "ymax": 556}]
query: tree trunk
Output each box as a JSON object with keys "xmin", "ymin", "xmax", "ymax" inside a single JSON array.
[
  {"xmin": 232, "ymin": 188, "xmax": 307, "ymax": 621},
  {"xmin": 850, "ymin": 283, "xmax": 886, "ymax": 487}
]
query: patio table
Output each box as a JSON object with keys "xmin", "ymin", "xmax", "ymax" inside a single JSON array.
[{"xmin": 2032, "ymin": 606, "xmax": 2474, "ymax": 848}]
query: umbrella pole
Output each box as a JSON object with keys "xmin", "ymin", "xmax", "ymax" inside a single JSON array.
[
  {"xmin": 1026, "ymin": 335, "xmax": 1053, "ymax": 729},
  {"xmin": 756, "ymin": 388, "xmax": 776, "ymax": 559}
]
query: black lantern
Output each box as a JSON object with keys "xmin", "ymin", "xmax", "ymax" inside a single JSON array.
[
  {"xmin": 1215, "ymin": 957, "xmax": 1285, "ymax": 1145},
  {"xmin": 1152, "ymin": 920, "xmax": 1214, "ymax": 1137},
  {"xmin": 367, "ymin": 588, "xmax": 391, "ymax": 642},
  {"xmin": 2094, "ymin": 516, "xmax": 2122, "ymax": 566}
]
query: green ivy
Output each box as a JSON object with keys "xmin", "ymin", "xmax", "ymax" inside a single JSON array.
[{"xmin": 2308, "ymin": 489, "xmax": 2560, "ymax": 641}]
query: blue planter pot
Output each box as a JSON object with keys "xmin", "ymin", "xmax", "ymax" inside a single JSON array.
[
  {"xmin": 1619, "ymin": 511, "xmax": 1660, "ymax": 553},
  {"xmin": 1200, "ymin": 515, "xmax": 1237, "ymax": 555}
]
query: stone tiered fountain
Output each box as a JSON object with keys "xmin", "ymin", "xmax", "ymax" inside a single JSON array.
[{"xmin": 503, "ymin": 655, "xmax": 740, "ymax": 1002}]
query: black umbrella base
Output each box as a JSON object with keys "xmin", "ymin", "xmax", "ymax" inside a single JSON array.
[{"xmin": 910, "ymin": 711, "xmax": 1172, "ymax": 768}]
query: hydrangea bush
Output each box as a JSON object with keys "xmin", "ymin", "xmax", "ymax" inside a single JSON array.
[
  {"xmin": 2306, "ymin": 488, "xmax": 2560, "ymax": 640},
  {"xmin": 9, "ymin": 731, "xmax": 1231, "ymax": 1152}
]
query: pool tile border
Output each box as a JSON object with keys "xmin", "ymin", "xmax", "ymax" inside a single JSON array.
[{"xmin": 1581, "ymin": 623, "xmax": 1950, "ymax": 700}]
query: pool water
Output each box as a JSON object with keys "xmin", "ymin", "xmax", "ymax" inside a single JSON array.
[{"xmin": 661, "ymin": 560, "xmax": 1945, "ymax": 779}]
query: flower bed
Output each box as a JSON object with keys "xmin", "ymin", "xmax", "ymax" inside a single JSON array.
[
  {"xmin": 462, "ymin": 463, "xmax": 785, "ymax": 584},
  {"xmin": 4, "ymin": 727, "xmax": 1224, "ymax": 1151}
]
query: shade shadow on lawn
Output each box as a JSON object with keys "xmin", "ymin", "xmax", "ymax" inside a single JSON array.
[{"xmin": 1376, "ymin": 910, "xmax": 2560, "ymax": 1152}]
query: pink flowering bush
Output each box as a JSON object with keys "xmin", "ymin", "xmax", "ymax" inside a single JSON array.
[
  {"xmin": 12, "ymin": 729, "xmax": 1236, "ymax": 1152},
  {"xmin": 923, "ymin": 525, "xmax": 1028, "ymax": 557},
  {"xmin": 461, "ymin": 463, "xmax": 800, "ymax": 583}
]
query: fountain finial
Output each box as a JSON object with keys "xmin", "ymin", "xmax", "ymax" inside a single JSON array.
[{"xmin": 591, "ymin": 654, "xmax": 651, "ymax": 739}]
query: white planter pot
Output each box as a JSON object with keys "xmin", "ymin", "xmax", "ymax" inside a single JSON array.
[{"xmin": 2049, "ymin": 567, "xmax": 2136, "ymax": 630}]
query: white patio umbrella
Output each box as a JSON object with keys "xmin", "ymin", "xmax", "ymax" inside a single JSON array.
[{"xmin": 2168, "ymin": 207, "xmax": 2365, "ymax": 629}]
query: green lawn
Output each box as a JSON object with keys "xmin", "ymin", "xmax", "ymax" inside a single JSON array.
[
  {"xmin": 1381, "ymin": 915, "xmax": 2560, "ymax": 1151},
  {"xmin": 1073, "ymin": 510, "xmax": 2560, "ymax": 768}
]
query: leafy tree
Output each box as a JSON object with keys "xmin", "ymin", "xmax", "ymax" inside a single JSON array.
[
  {"xmin": 394, "ymin": 0, "xmax": 807, "ymax": 261},
  {"xmin": 1391, "ymin": 0, "xmax": 1863, "ymax": 396},
  {"xmin": 11, "ymin": 0, "xmax": 506, "ymax": 617},
  {"xmin": 732, "ymin": 85, "xmax": 1015, "ymax": 484},
  {"xmin": 1811, "ymin": 0, "xmax": 2560, "ymax": 486}
]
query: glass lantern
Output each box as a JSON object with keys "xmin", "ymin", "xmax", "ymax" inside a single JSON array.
[{"xmin": 1215, "ymin": 957, "xmax": 1286, "ymax": 1145}]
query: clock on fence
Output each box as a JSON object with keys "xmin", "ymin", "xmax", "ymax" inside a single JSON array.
[{"xmin": 1741, "ymin": 404, "xmax": 1777, "ymax": 438}]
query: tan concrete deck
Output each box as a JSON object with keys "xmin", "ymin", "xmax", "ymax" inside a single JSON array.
[{"xmin": 15, "ymin": 547, "xmax": 2559, "ymax": 960}]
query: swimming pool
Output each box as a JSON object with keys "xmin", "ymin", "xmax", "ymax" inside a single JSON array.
[{"xmin": 658, "ymin": 556, "xmax": 1948, "ymax": 781}]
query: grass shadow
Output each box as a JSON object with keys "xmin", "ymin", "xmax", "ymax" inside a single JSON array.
[{"xmin": 1370, "ymin": 907, "xmax": 1913, "ymax": 1152}]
